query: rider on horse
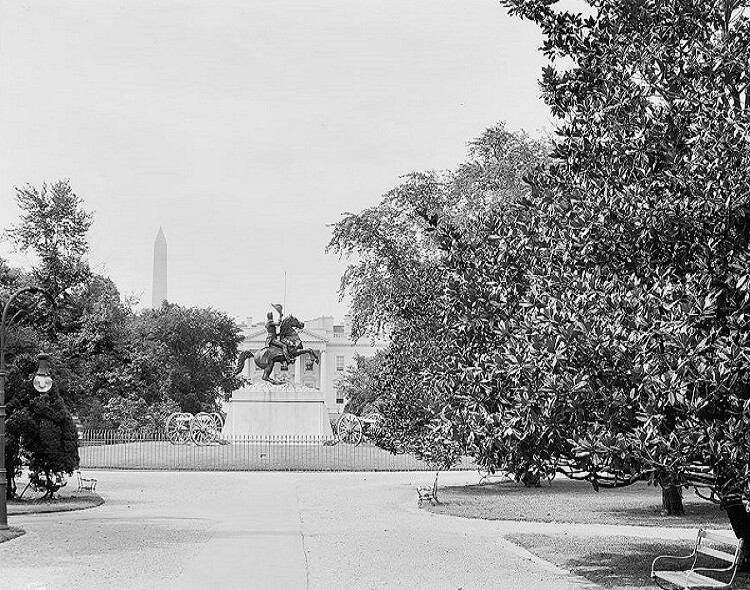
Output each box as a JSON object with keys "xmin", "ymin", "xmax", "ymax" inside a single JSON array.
[
  {"xmin": 266, "ymin": 304, "xmax": 292, "ymax": 363},
  {"xmin": 234, "ymin": 306, "xmax": 319, "ymax": 384}
]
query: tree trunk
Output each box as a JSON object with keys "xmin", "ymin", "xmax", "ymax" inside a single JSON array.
[
  {"xmin": 723, "ymin": 494, "xmax": 750, "ymax": 571},
  {"xmin": 521, "ymin": 471, "xmax": 541, "ymax": 487},
  {"xmin": 661, "ymin": 484, "xmax": 684, "ymax": 516}
]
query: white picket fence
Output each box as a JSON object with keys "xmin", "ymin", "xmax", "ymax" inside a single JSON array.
[{"xmin": 78, "ymin": 429, "xmax": 476, "ymax": 472}]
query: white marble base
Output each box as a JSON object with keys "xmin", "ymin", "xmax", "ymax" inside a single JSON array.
[{"xmin": 222, "ymin": 378, "xmax": 334, "ymax": 438}]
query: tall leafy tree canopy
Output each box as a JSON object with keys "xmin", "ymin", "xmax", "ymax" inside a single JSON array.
[
  {"xmin": 132, "ymin": 303, "xmax": 243, "ymax": 414},
  {"xmin": 2, "ymin": 181, "xmax": 243, "ymax": 497},
  {"xmin": 487, "ymin": 0, "xmax": 750, "ymax": 502},
  {"xmin": 7, "ymin": 180, "xmax": 92, "ymax": 298},
  {"xmin": 328, "ymin": 124, "xmax": 551, "ymax": 469},
  {"xmin": 334, "ymin": 2, "xmax": 750, "ymax": 544}
]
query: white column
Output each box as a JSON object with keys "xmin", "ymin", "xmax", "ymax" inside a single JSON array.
[
  {"xmin": 294, "ymin": 354, "xmax": 302, "ymax": 383},
  {"xmin": 319, "ymin": 350, "xmax": 327, "ymax": 402}
]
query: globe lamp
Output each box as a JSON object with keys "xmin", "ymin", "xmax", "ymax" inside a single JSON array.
[{"xmin": 33, "ymin": 353, "xmax": 53, "ymax": 393}]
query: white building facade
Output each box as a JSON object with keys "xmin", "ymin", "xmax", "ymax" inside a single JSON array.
[{"xmin": 236, "ymin": 315, "xmax": 387, "ymax": 418}]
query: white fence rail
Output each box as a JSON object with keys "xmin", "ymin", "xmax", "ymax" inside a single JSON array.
[{"xmin": 78, "ymin": 429, "xmax": 476, "ymax": 472}]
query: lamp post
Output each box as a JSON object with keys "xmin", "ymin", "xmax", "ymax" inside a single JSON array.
[{"xmin": 0, "ymin": 287, "xmax": 55, "ymax": 530}]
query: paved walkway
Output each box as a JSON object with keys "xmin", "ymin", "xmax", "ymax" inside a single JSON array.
[{"xmin": 0, "ymin": 470, "xmax": 641, "ymax": 590}]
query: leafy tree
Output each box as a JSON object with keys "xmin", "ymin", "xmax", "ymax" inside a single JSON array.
[
  {"xmin": 340, "ymin": 352, "xmax": 387, "ymax": 416},
  {"xmin": 329, "ymin": 171, "xmax": 448, "ymax": 340},
  {"xmin": 2, "ymin": 181, "xmax": 91, "ymax": 494},
  {"xmin": 491, "ymin": 0, "xmax": 750, "ymax": 531},
  {"xmin": 132, "ymin": 303, "xmax": 243, "ymax": 414},
  {"xmin": 1, "ymin": 181, "xmax": 244, "ymax": 496},
  {"xmin": 56, "ymin": 275, "xmax": 139, "ymax": 414},
  {"xmin": 101, "ymin": 394, "xmax": 180, "ymax": 434},
  {"xmin": 328, "ymin": 171, "xmax": 454, "ymax": 462},
  {"xmin": 329, "ymin": 123, "xmax": 549, "ymax": 469},
  {"xmin": 389, "ymin": 1, "xmax": 750, "ymax": 530},
  {"xmin": 6, "ymin": 180, "xmax": 92, "ymax": 300}
]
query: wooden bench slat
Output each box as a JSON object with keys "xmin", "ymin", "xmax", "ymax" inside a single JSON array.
[
  {"xmin": 700, "ymin": 530, "xmax": 738, "ymax": 545},
  {"xmin": 654, "ymin": 570, "xmax": 727, "ymax": 588},
  {"xmin": 697, "ymin": 545, "xmax": 737, "ymax": 563}
]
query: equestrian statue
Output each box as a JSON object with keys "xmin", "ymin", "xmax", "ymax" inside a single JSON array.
[{"xmin": 235, "ymin": 304, "xmax": 320, "ymax": 385}]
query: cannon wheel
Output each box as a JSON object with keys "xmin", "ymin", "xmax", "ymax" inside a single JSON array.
[
  {"xmin": 211, "ymin": 412, "xmax": 224, "ymax": 432},
  {"xmin": 190, "ymin": 412, "xmax": 218, "ymax": 445},
  {"xmin": 166, "ymin": 412, "xmax": 191, "ymax": 445},
  {"xmin": 211, "ymin": 412, "xmax": 224, "ymax": 440},
  {"xmin": 337, "ymin": 413, "xmax": 363, "ymax": 446}
]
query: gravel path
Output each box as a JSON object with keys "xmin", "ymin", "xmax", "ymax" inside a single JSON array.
[{"xmin": 0, "ymin": 470, "xmax": 601, "ymax": 590}]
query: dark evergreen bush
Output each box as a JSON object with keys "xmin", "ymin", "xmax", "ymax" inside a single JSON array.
[{"xmin": 6, "ymin": 354, "xmax": 79, "ymax": 499}]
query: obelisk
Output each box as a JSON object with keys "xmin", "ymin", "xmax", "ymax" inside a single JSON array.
[{"xmin": 152, "ymin": 227, "xmax": 168, "ymax": 308}]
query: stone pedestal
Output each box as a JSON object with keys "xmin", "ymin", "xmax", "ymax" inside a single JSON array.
[{"xmin": 222, "ymin": 378, "xmax": 334, "ymax": 438}]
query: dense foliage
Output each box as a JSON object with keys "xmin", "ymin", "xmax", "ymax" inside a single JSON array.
[
  {"xmin": 2, "ymin": 181, "xmax": 243, "ymax": 497},
  {"xmin": 328, "ymin": 124, "xmax": 550, "ymax": 470},
  {"xmin": 468, "ymin": 0, "xmax": 750, "ymax": 531},
  {"xmin": 7, "ymin": 180, "xmax": 92, "ymax": 299},
  {"xmin": 333, "ymin": 0, "xmax": 750, "ymax": 543},
  {"xmin": 131, "ymin": 304, "xmax": 243, "ymax": 415},
  {"xmin": 101, "ymin": 395, "xmax": 180, "ymax": 435},
  {"xmin": 5, "ymin": 352, "xmax": 79, "ymax": 499},
  {"xmin": 339, "ymin": 352, "xmax": 387, "ymax": 416}
]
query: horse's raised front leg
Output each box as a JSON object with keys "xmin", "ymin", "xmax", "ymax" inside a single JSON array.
[{"xmin": 295, "ymin": 348, "xmax": 319, "ymax": 364}]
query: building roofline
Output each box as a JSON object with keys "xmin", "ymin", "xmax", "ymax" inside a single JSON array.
[{"xmin": 241, "ymin": 326, "xmax": 329, "ymax": 343}]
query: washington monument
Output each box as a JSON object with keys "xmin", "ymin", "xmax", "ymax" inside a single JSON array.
[{"xmin": 152, "ymin": 227, "xmax": 167, "ymax": 308}]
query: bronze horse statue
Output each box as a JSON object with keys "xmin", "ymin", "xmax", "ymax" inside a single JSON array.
[{"xmin": 235, "ymin": 315, "xmax": 319, "ymax": 384}]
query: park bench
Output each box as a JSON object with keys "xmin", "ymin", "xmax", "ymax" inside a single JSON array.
[
  {"xmin": 76, "ymin": 471, "xmax": 97, "ymax": 493},
  {"xmin": 651, "ymin": 528, "xmax": 744, "ymax": 589},
  {"xmin": 416, "ymin": 473, "xmax": 440, "ymax": 506},
  {"xmin": 17, "ymin": 471, "xmax": 67, "ymax": 499}
]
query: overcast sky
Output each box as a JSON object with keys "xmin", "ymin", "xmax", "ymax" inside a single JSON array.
[{"xmin": 0, "ymin": 0, "xmax": 552, "ymax": 322}]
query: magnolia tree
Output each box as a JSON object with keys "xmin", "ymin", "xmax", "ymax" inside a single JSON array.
[
  {"xmin": 470, "ymin": 0, "xmax": 750, "ymax": 531},
  {"xmin": 333, "ymin": 2, "xmax": 750, "ymax": 546},
  {"xmin": 430, "ymin": 0, "xmax": 750, "ymax": 522}
]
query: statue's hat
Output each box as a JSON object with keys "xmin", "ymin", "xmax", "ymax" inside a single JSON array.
[{"xmin": 271, "ymin": 303, "xmax": 283, "ymax": 315}]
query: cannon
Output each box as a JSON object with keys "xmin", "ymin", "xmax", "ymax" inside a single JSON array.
[
  {"xmin": 335, "ymin": 405, "xmax": 381, "ymax": 446},
  {"xmin": 165, "ymin": 412, "xmax": 224, "ymax": 445}
]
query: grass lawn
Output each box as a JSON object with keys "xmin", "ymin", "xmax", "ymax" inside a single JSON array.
[
  {"xmin": 428, "ymin": 477, "xmax": 746, "ymax": 589},
  {"xmin": 79, "ymin": 440, "xmax": 476, "ymax": 471},
  {"xmin": 430, "ymin": 476, "xmax": 729, "ymax": 528},
  {"xmin": 8, "ymin": 476, "xmax": 104, "ymax": 516},
  {"xmin": 506, "ymin": 533, "xmax": 750, "ymax": 590},
  {"xmin": 8, "ymin": 490, "xmax": 104, "ymax": 515}
]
